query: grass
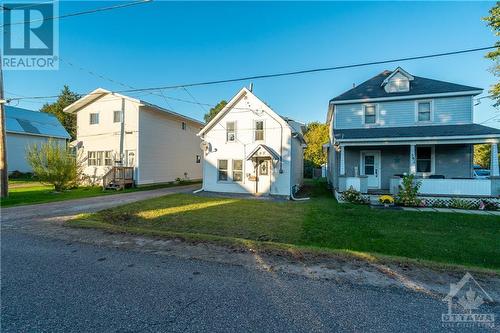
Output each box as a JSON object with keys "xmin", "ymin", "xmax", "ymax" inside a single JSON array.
[
  {"xmin": 69, "ymin": 179, "xmax": 500, "ymax": 270},
  {"xmin": 1, "ymin": 179, "xmax": 201, "ymax": 207}
]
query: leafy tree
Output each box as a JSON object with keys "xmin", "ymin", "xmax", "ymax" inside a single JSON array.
[
  {"xmin": 484, "ymin": 3, "xmax": 500, "ymax": 106},
  {"xmin": 204, "ymin": 100, "xmax": 227, "ymax": 123},
  {"xmin": 41, "ymin": 85, "xmax": 80, "ymax": 139},
  {"xmin": 474, "ymin": 144, "xmax": 499, "ymax": 168},
  {"xmin": 26, "ymin": 140, "xmax": 83, "ymax": 191},
  {"xmin": 303, "ymin": 122, "xmax": 329, "ymax": 167}
]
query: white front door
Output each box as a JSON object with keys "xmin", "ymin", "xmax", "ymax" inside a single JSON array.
[
  {"xmin": 256, "ymin": 159, "xmax": 271, "ymax": 194},
  {"xmin": 360, "ymin": 150, "xmax": 381, "ymax": 189}
]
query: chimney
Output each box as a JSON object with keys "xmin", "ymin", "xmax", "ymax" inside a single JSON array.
[
  {"xmin": 352, "ymin": 83, "xmax": 356, "ymax": 88},
  {"xmin": 249, "ymin": 82, "xmax": 254, "ymax": 92}
]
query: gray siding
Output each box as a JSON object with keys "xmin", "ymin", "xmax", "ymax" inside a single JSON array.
[
  {"xmin": 335, "ymin": 96, "xmax": 473, "ymax": 129},
  {"xmin": 435, "ymin": 144, "xmax": 472, "ymax": 178}
]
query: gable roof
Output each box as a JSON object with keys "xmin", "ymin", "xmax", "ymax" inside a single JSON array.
[
  {"xmin": 5, "ymin": 106, "xmax": 70, "ymax": 139},
  {"xmin": 381, "ymin": 66, "xmax": 414, "ymax": 86},
  {"xmin": 198, "ymin": 87, "xmax": 297, "ymax": 136},
  {"xmin": 246, "ymin": 144, "xmax": 280, "ymax": 160},
  {"xmin": 63, "ymin": 88, "xmax": 204, "ymax": 126},
  {"xmin": 330, "ymin": 68, "xmax": 482, "ymax": 103}
]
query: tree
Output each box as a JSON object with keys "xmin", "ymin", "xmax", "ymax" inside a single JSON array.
[
  {"xmin": 303, "ymin": 122, "xmax": 329, "ymax": 167},
  {"xmin": 204, "ymin": 100, "xmax": 227, "ymax": 123},
  {"xmin": 474, "ymin": 144, "xmax": 499, "ymax": 169},
  {"xmin": 26, "ymin": 140, "xmax": 83, "ymax": 192},
  {"xmin": 484, "ymin": 3, "xmax": 500, "ymax": 106},
  {"xmin": 41, "ymin": 85, "xmax": 80, "ymax": 139}
]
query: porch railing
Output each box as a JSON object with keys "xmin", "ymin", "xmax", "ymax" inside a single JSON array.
[{"xmin": 390, "ymin": 177, "xmax": 499, "ymax": 197}]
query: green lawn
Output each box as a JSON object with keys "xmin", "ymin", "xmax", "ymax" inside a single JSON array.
[
  {"xmin": 1, "ymin": 180, "xmax": 201, "ymax": 207},
  {"xmin": 69, "ymin": 180, "xmax": 500, "ymax": 270}
]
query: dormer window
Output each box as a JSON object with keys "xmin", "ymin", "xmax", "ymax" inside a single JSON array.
[{"xmin": 382, "ymin": 67, "xmax": 413, "ymax": 93}]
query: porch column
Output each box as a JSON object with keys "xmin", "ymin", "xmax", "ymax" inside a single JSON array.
[
  {"xmin": 409, "ymin": 144, "xmax": 416, "ymax": 174},
  {"xmin": 491, "ymin": 143, "xmax": 499, "ymax": 177},
  {"xmin": 339, "ymin": 145, "xmax": 345, "ymax": 176}
]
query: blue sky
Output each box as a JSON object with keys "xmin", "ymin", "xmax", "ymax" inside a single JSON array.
[{"xmin": 5, "ymin": 1, "xmax": 499, "ymax": 128}]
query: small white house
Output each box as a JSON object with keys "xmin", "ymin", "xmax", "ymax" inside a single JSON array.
[
  {"xmin": 64, "ymin": 88, "xmax": 204, "ymax": 186},
  {"xmin": 197, "ymin": 87, "xmax": 306, "ymax": 197},
  {"xmin": 5, "ymin": 106, "xmax": 70, "ymax": 173}
]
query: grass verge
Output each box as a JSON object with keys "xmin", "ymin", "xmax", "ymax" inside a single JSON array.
[{"xmin": 68, "ymin": 180, "xmax": 500, "ymax": 271}]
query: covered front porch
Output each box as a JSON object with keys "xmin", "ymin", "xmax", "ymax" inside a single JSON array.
[{"xmin": 335, "ymin": 140, "xmax": 500, "ymax": 197}]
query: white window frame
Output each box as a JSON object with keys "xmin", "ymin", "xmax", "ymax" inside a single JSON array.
[
  {"xmin": 416, "ymin": 145, "xmax": 435, "ymax": 176},
  {"xmin": 226, "ymin": 121, "xmax": 236, "ymax": 142},
  {"xmin": 363, "ymin": 104, "xmax": 378, "ymax": 125},
  {"xmin": 217, "ymin": 159, "xmax": 229, "ymax": 181},
  {"xmin": 104, "ymin": 151, "xmax": 113, "ymax": 166},
  {"xmin": 254, "ymin": 120, "xmax": 265, "ymax": 141},
  {"xmin": 232, "ymin": 159, "xmax": 243, "ymax": 182},
  {"xmin": 88, "ymin": 151, "xmax": 97, "ymax": 166},
  {"xmin": 89, "ymin": 113, "xmax": 99, "ymax": 125},
  {"xmin": 113, "ymin": 111, "xmax": 123, "ymax": 123},
  {"xmin": 415, "ymin": 100, "xmax": 434, "ymax": 123}
]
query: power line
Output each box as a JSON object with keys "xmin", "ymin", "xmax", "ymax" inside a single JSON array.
[
  {"xmin": 1, "ymin": 0, "xmax": 152, "ymax": 28},
  {"xmin": 7, "ymin": 45, "xmax": 496, "ymax": 103}
]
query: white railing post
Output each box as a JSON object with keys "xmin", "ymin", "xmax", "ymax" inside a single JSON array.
[
  {"xmin": 491, "ymin": 143, "xmax": 499, "ymax": 177},
  {"xmin": 409, "ymin": 144, "xmax": 416, "ymax": 174},
  {"xmin": 339, "ymin": 145, "xmax": 345, "ymax": 176}
]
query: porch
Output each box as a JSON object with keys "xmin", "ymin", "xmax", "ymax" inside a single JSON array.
[{"xmin": 336, "ymin": 141, "xmax": 499, "ymax": 197}]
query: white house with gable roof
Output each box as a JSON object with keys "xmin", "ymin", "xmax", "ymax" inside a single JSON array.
[{"xmin": 197, "ymin": 87, "xmax": 306, "ymax": 197}]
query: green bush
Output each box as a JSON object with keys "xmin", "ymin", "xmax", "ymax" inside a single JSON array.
[
  {"xmin": 26, "ymin": 140, "xmax": 83, "ymax": 192},
  {"xmin": 395, "ymin": 174, "xmax": 422, "ymax": 207},
  {"xmin": 342, "ymin": 186, "xmax": 369, "ymax": 204}
]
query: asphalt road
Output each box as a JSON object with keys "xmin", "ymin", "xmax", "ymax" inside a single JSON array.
[{"xmin": 3, "ymin": 231, "xmax": 495, "ymax": 333}]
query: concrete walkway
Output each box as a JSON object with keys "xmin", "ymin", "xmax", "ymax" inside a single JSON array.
[{"xmin": 401, "ymin": 206, "xmax": 500, "ymax": 216}]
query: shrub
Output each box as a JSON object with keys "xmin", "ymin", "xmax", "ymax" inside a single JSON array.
[
  {"xmin": 395, "ymin": 174, "xmax": 422, "ymax": 207},
  {"xmin": 342, "ymin": 186, "xmax": 369, "ymax": 204},
  {"xmin": 26, "ymin": 140, "xmax": 83, "ymax": 192},
  {"xmin": 449, "ymin": 198, "xmax": 478, "ymax": 210},
  {"xmin": 8, "ymin": 170, "xmax": 34, "ymax": 180},
  {"xmin": 480, "ymin": 200, "xmax": 499, "ymax": 211},
  {"xmin": 379, "ymin": 195, "xmax": 394, "ymax": 205}
]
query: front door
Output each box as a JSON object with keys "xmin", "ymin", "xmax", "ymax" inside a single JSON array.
[
  {"xmin": 360, "ymin": 150, "xmax": 381, "ymax": 189},
  {"xmin": 125, "ymin": 150, "xmax": 136, "ymax": 167},
  {"xmin": 256, "ymin": 159, "xmax": 271, "ymax": 194}
]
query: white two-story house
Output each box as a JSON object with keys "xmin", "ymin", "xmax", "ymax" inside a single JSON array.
[
  {"xmin": 198, "ymin": 87, "xmax": 306, "ymax": 197},
  {"xmin": 64, "ymin": 88, "xmax": 204, "ymax": 187},
  {"xmin": 326, "ymin": 67, "xmax": 500, "ymax": 198}
]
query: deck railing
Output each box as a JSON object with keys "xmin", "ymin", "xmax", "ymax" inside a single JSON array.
[{"xmin": 102, "ymin": 166, "xmax": 134, "ymax": 190}]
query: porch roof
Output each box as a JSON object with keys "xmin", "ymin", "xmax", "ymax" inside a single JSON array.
[
  {"xmin": 246, "ymin": 144, "xmax": 280, "ymax": 160},
  {"xmin": 335, "ymin": 124, "xmax": 500, "ymax": 143}
]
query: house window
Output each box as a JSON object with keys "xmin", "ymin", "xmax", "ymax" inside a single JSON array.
[
  {"xmin": 226, "ymin": 121, "xmax": 236, "ymax": 142},
  {"xmin": 96, "ymin": 151, "xmax": 104, "ymax": 166},
  {"xmin": 113, "ymin": 111, "xmax": 123, "ymax": 123},
  {"xmin": 417, "ymin": 101, "xmax": 431, "ymax": 122},
  {"xmin": 254, "ymin": 120, "xmax": 264, "ymax": 141},
  {"xmin": 181, "ymin": 122, "xmax": 186, "ymax": 130},
  {"xmin": 104, "ymin": 151, "xmax": 113, "ymax": 166},
  {"xmin": 88, "ymin": 151, "xmax": 97, "ymax": 166},
  {"xmin": 218, "ymin": 159, "xmax": 228, "ymax": 181},
  {"xmin": 232, "ymin": 160, "xmax": 243, "ymax": 181},
  {"xmin": 416, "ymin": 147, "xmax": 432, "ymax": 173},
  {"xmin": 196, "ymin": 155, "xmax": 201, "ymax": 163},
  {"xmin": 89, "ymin": 113, "xmax": 99, "ymax": 125},
  {"xmin": 364, "ymin": 105, "xmax": 376, "ymax": 124}
]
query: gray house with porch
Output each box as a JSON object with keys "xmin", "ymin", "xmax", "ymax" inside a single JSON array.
[{"xmin": 325, "ymin": 67, "xmax": 500, "ymax": 198}]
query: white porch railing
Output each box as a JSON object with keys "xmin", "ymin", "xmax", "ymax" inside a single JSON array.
[{"xmin": 391, "ymin": 177, "xmax": 498, "ymax": 197}]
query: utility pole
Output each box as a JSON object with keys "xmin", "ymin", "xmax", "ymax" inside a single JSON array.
[{"xmin": 0, "ymin": 53, "xmax": 8, "ymax": 198}]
